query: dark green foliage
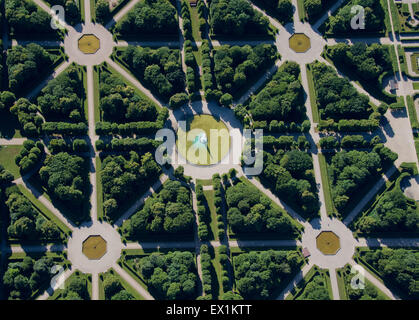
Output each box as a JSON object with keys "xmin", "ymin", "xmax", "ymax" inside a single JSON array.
[
  {"xmin": 95, "ymin": 0, "xmax": 111, "ymax": 24},
  {"xmin": 0, "ymin": 91, "xmax": 16, "ymax": 110},
  {"xmin": 115, "ymin": 0, "xmax": 178, "ymax": 35},
  {"xmin": 60, "ymin": 275, "xmax": 89, "ymax": 300},
  {"xmin": 234, "ymin": 250, "xmax": 302, "ymax": 299},
  {"xmin": 363, "ymin": 248, "xmax": 419, "ymax": 299},
  {"xmin": 0, "ymin": 164, "xmax": 14, "ymax": 186},
  {"xmin": 213, "ymin": 44, "xmax": 277, "ymax": 96},
  {"xmin": 124, "ymin": 180, "xmax": 194, "ymax": 236},
  {"xmin": 325, "ymin": 0, "xmax": 386, "ymax": 34},
  {"xmin": 7, "ymin": 44, "xmax": 55, "ymax": 94},
  {"xmin": 39, "ymin": 152, "xmax": 87, "ymax": 208},
  {"xmin": 225, "ymin": 181, "xmax": 299, "ymax": 235},
  {"xmin": 311, "ymin": 62, "xmax": 372, "ymax": 121},
  {"xmin": 169, "ymin": 93, "xmax": 188, "ymax": 109},
  {"xmin": 296, "ymin": 274, "xmax": 330, "ymax": 300},
  {"xmin": 328, "ymin": 149, "xmax": 397, "ymax": 212},
  {"xmin": 101, "ymin": 152, "xmax": 161, "ymax": 219},
  {"xmin": 258, "ymin": 0, "xmax": 293, "ymax": 24},
  {"xmin": 328, "ymin": 43, "xmax": 392, "ymax": 82},
  {"xmin": 99, "ymin": 69, "xmax": 159, "ymax": 123},
  {"xmin": 121, "ymin": 46, "xmax": 185, "ymax": 100},
  {"xmin": 248, "ymin": 61, "xmax": 306, "ymax": 123},
  {"xmin": 221, "ymin": 291, "xmax": 243, "ymax": 300},
  {"xmin": 45, "ymin": 0, "xmax": 80, "ymax": 25},
  {"xmin": 209, "ymin": 0, "xmax": 270, "ymax": 36},
  {"xmin": 257, "ymin": 136, "xmax": 319, "ymax": 216},
  {"xmin": 6, "ymin": 0, "xmax": 55, "ymax": 36},
  {"xmin": 356, "ymin": 188, "xmax": 419, "ymax": 233},
  {"xmin": 3, "ymin": 256, "xmax": 56, "ymax": 299},
  {"xmin": 304, "ymin": 0, "xmax": 335, "ymax": 22},
  {"xmin": 10, "ymin": 98, "xmax": 44, "ymax": 137},
  {"xmin": 37, "ymin": 66, "xmax": 84, "ymax": 121},
  {"xmin": 135, "ymin": 251, "xmax": 198, "ymax": 299},
  {"xmin": 15, "ymin": 140, "xmax": 44, "ymax": 174},
  {"xmin": 6, "ymin": 191, "xmax": 61, "ymax": 240}
]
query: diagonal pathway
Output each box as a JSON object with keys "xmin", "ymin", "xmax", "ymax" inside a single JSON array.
[
  {"xmin": 105, "ymin": 58, "xmax": 166, "ymax": 109},
  {"xmin": 343, "ymin": 166, "xmax": 397, "ymax": 226},
  {"xmin": 114, "ymin": 175, "xmax": 168, "ymax": 227},
  {"xmin": 349, "ymin": 259, "xmax": 399, "ymax": 300},
  {"xmin": 26, "ymin": 60, "xmax": 73, "ymax": 101},
  {"xmin": 17, "ymin": 179, "xmax": 77, "ymax": 231},
  {"xmin": 36, "ymin": 268, "xmax": 74, "ymax": 300},
  {"xmin": 112, "ymin": 263, "xmax": 154, "ymax": 300},
  {"xmin": 105, "ymin": 0, "xmax": 140, "ymax": 29},
  {"xmin": 276, "ymin": 263, "xmax": 312, "ymax": 300}
]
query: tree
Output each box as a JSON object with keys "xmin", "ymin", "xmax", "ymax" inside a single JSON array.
[
  {"xmin": 95, "ymin": 0, "xmax": 110, "ymax": 24},
  {"xmin": 103, "ymin": 275, "xmax": 122, "ymax": 299}
]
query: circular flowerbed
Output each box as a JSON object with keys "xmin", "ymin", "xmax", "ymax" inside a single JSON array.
[{"xmin": 177, "ymin": 114, "xmax": 230, "ymax": 165}]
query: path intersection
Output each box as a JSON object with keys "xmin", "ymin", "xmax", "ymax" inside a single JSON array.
[{"xmin": 0, "ymin": 0, "xmax": 418, "ymax": 301}]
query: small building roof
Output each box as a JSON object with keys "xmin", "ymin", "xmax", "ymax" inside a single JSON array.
[{"xmin": 302, "ymin": 247, "xmax": 311, "ymax": 258}]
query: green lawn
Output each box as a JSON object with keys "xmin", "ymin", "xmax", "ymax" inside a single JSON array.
[
  {"xmin": 296, "ymin": 0, "xmax": 305, "ymax": 22},
  {"xmin": 177, "ymin": 114, "xmax": 230, "ymax": 166},
  {"xmin": 190, "ymin": 7, "xmax": 202, "ymax": 42},
  {"xmin": 96, "ymin": 157, "xmax": 104, "ymax": 221},
  {"xmin": 406, "ymin": 95, "xmax": 419, "ymax": 129},
  {"xmin": 93, "ymin": 66, "xmax": 101, "ymax": 122},
  {"xmin": 413, "ymin": 82, "xmax": 419, "ymax": 90},
  {"xmin": 0, "ymin": 145, "xmax": 23, "ymax": 179},
  {"xmin": 286, "ymin": 266, "xmax": 333, "ymax": 300},
  {"xmin": 318, "ymin": 154, "xmax": 335, "ymax": 216},
  {"xmin": 203, "ymin": 189, "xmax": 217, "ymax": 241},
  {"xmin": 306, "ymin": 64, "xmax": 319, "ymax": 123}
]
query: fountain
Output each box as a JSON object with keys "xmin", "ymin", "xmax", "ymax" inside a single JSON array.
[{"xmin": 193, "ymin": 132, "xmax": 208, "ymax": 148}]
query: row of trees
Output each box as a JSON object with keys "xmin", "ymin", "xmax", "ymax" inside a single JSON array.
[
  {"xmin": 136, "ymin": 251, "xmax": 198, "ymax": 299},
  {"xmin": 3, "ymin": 256, "xmax": 58, "ymax": 300},
  {"xmin": 329, "ymin": 147, "xmax": 398, "ymax": 212},
  {"xmin": 99, "ymin": 68, "xmax": 160, "ymax": 123},
  {"xmin": 6, "ymin": 190, "xmax": 61, "ymax": 240},
  {"xmin": 213, "ymin": 44, "xmax": 277, "ymax": 96},
  {"xmin": 48, "ymin": 138, "xmax": 89, "ymax": 154},
  {"xmin": 319, "ymin": 135, "xmax": 381, "ymax": 150},
  {"xmin": 101, "ymin": 151, "xmax": 161, "ymax": 221},
  {"xmin": 325, "ymin": 0, "xmax": 386, "ymax": 34},
  {"xmin": 114, "ymin": 0, "xmax": 178, "ymax": 35},
  {"xmin": 303, "ymin": 0, "xmax": 334, "ymax": 23},
  {"xmin": 196, "ymin": 183, "xmax": 212, "ymax": 241},
  {"xmin": 123, "ymin": 180, "xmax": 194, "ymax": 237},
  {"xmin": 121, "ymin": 46, "xmax": 185, "ymax": 100},
  {"xmin": 234, "ymin": 250, "xmax": 302, "ymax": 299},
  {"xmin": 10, "ymin": 99, "xmax": 43, "ymax": 137},
  {"xmin": 15, "ymin": 140, "xmax": 44, "ymax": 174},
  {"xmin": 209, "ymin": 0, "xmax": 270, "ymax": 36},
  {"xmin": 226, "ymin": 180, "xmax": 300, "ymax": 235},
  {"xmin": 95, "ymin": 137, "xmax": 160, "ymax": 153}
]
